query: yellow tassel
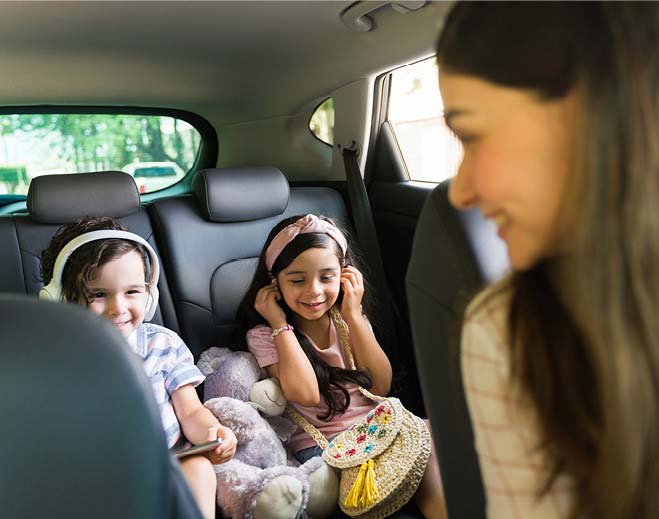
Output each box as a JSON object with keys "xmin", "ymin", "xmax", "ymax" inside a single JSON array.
[
  {"xmin": 360, "ymin": 459, "xmax": 380, "ymax": 506},
  {"xmin": 345, "ymin": 462, "xmax": 368, "ymax": 508}
]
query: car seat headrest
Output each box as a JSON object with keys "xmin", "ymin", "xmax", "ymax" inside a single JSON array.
[
  {"xmin": 27, "ymin": 171, "xmax": 140, "ymax": 224},
  {"xmin": 192, "ymin": 167, "xmax": 289, "ymax": 223}
]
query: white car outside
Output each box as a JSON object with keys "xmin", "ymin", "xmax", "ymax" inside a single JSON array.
[{"xmin": 122, "ymin": 161, "xmax": 185, "ymax": 193}]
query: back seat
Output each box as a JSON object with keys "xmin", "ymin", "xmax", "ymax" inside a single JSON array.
[
  {"xmin": 0, "ymin": 167, "xmax": 424, "ymax": 518},
  {"xmin": 149, "ymin": 166, "xmax": 349, "ymax": 359},
  {"xmin": 0, "ymin": 171, "xmax": 180, "ymax": 333},
  {"xmin": 0, "ymin": 166, "xmax": 349, "ymax": 360}
]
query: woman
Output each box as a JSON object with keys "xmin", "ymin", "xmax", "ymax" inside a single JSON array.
[{"xmin": 437, "ymin": 3, "xmax": 659, "ymax": 518}]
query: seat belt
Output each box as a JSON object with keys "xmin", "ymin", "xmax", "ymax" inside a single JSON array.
[{"xmin": 341, "ymin": 145, "xmax": 403, "ymax": 371}]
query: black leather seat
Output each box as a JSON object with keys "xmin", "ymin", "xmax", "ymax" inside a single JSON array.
[
  {"xmin": 0, "ymin": 294, "xmax": 202, "ymax": 519},
  {"xmin": 405, "ymin": 180, "xmax": 508, "ymax": 519},
  {"xmin": 149, "ymin": 166, "xmax": 350, "ymax": 359}
]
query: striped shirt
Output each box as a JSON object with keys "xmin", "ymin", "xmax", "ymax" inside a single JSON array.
[
  {"xmin": 127, "ymin": 323, "xmax": 204, "ymax": 448},
  {"xmin": 461, "ymin": 278, "xmax": 574, "ymax": 518}
]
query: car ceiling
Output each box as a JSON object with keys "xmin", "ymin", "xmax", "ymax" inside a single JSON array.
[{"xmin": 0, "ymin": 1, "xmax": 449, "ymax": 124}]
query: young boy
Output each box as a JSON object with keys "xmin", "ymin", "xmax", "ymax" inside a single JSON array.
[{"xmin": 40, "ymin": 216, "xmax": 236, "ymax": 519}]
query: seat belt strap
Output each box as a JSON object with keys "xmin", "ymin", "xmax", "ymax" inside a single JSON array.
[{"xmin": 341, "ymin": 146, "xmax": 402, "ymax": 368}]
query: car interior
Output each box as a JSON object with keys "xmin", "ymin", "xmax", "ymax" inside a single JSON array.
[{"xmin": 0, "ymin": 2, "xmax": 509, "ymax": 518}]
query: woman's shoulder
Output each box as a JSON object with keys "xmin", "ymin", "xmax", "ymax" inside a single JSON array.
[
  {"xmin": 461, "ymin": 274, "xmax": 513, "ymax": 358},
  {"xmin": 464, "ymin": 274, "xmax": 513, "ymax": 325}
]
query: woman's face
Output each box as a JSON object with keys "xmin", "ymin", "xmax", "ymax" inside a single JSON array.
[{"xmin": 438, "ymin": 69, "xmax": 577, "ymax": 270}]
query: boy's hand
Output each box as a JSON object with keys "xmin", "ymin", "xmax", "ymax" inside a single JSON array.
[
  {"xmin": 254, "ymin": 280, "xmax": 287, "ymax": 329},
  {"xmin": 340, "ymin": 265, "xmax": 364, "ymax": 319},
  {"xmin": 204, "ymin": 425, "xmax": 237, "ymax": 464}
]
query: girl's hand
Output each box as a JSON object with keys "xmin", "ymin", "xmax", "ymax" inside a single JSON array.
[
  {"xmin": 204, "ymin": 425, "xmax": 237, "ymax": 465},
  {"xmin": 254, "ymin": 280, "xmax": 287, "ymax": 329},
  {"xmin": 340, "ymin": 265, "xmax": 364, "ymax": 319}
]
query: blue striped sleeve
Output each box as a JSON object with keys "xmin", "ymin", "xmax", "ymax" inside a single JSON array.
[{"xmin": 165, "ymin": 339, "xmax": 204, "ymax": 394}]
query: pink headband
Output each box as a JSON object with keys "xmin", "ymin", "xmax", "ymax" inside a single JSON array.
[{"xmin": 265, "ymin": 214, "xmax": 348, "ymax": 271}]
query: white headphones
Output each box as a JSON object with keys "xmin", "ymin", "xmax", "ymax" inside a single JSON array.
[{"xmin": 39, "ymin": 230, "xmax": 160, "ymax": 321}]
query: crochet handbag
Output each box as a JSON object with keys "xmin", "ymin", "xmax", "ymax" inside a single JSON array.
[{"xmin": 286, "ymin": 307, "xmax": 432, "ymax": 519}]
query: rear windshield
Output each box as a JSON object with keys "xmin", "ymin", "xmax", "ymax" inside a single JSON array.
[{"xmin": 0, "ymin": 113, "xmax": 202, "ymax": 195}]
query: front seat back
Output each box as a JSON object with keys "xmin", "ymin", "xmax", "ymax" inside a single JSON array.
[
  {"xmin": 0, "ymin": 295, "xmax": 202, "ymax": 519},
  {"xmin": 405, "ymin": 180, "xmax": 508, "ymax": 518}
]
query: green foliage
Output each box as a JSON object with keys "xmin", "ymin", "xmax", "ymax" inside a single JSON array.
[{"xmin": 0, "ymin": 113, "xmax": 200, "ymax": 175}]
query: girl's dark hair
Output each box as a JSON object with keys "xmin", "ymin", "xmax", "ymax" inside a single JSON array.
[
  {"xmin": 439, "ymin": 3, "xmax": 659, "ymax": 518},
  {"xmin": 40, "ymin": 216, "xmax": 148, "ymax": 305},
  {"xmin": 235, "ymin": 214, "xmax": 373, "ymax": 421}
]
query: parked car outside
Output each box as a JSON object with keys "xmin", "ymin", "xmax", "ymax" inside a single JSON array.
[{"xmin": 122, "ymin": 161, "xmax": 185, "ymax": 193}]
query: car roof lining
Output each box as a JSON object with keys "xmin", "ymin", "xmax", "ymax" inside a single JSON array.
[{"xmin": 0, "ymin": 1, "xmax": 449, "ymax": 124}]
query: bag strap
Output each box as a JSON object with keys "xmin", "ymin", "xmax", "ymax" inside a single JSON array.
[
  {"xmin": 329, "ymin": 307, "xmax": 384, "ymax": 403},
  {"xmin": 285, "ymin": 307, "xmax": 384, "ymax": 449}
]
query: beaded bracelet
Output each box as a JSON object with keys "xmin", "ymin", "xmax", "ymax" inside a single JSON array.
[{"xmin": 271, "ymin": 324, "xmax": 294, "ymax": 339}]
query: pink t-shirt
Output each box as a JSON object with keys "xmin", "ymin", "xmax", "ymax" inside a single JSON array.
[{"xmin": 246, "ymin": 315, "xmax": 376, "ymax": 453}]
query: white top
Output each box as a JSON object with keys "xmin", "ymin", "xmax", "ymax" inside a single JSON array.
[{"xmin": 461, "ymin": 279, "xmax": 574, "ymax": 518}]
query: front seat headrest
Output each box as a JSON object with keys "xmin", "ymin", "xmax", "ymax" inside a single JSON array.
[
  {"xmin": 192, "ymin": 166, "xmax": 289, "ymax": 223},
  {"xmin": 27, "ymin": 171, "xmax": 140, "ymax": 224}
]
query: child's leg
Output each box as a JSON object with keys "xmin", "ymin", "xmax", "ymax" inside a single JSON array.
[
  {"xmin": 414, "ymin": 419, "xmax": 447, "ymax": 519},
  {"xmin": 180, "ymin": 454, "xmax": 217, "ymax": 519}
]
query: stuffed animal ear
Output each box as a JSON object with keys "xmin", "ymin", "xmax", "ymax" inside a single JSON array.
[{"xmin": 197, "ymin": 347, "xmax": 232, "ymax": 376}]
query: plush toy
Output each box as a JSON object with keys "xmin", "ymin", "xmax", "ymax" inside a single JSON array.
[{"xmin": 198, "ymin": 347, "xmax": 339, "ymax": 519}]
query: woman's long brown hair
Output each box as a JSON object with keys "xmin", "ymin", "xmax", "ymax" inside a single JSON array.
[{"xmin": 438, "ymin": 3, "xmax": 659, "ymax": 517}]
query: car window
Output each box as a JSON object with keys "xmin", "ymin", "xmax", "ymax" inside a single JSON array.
[
  {"xmin": 309, "ymin": 98, "xmax": 334, "ymax": 146},
  {"xmin": 387, "ymin": 57, "xmax": 462, "ymax": 183},
  {"xmin": 0, "ymin": 113, "xmax": 202, "ymax": 195}
]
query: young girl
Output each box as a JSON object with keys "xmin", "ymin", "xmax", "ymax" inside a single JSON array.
[
  {"xmin": 438, "ymin": 3, "xmax": 659, "ymax": 518},
  {"xmin": 235, "ymin": 214, "xmax": 445, "ymax": 519},
  {"xmin": 40, "ymin": 216, "xmax": 237, "ymax": 519}
]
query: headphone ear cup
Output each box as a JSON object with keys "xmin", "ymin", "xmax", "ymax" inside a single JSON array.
[
  {"xmin": 143, "ymin": 285, "xmax": 159, "ymax": 321},
  {"xmin": 39, "ymin": 283, "xmax": 59, "ymax": 302}
]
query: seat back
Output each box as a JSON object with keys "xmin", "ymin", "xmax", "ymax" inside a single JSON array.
[
  {"xmin": 0, "ymin": 294, "xmax": 201, "ymax": 519},
  {"xmin": 149, "ymin": 167, "xmax": 349, "ymax": 359},
  {"xmin": 405, "ymin": 180, "xmax": 508, "ymax": 518},
  {"xmin": 1, "ymin": 171, "xmax": 179, "ymax": 332}
]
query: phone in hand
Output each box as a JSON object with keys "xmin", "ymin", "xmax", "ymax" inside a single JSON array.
[{"xmin": 173, "ymin": 438, "xmax": 223, "ymax": 459}]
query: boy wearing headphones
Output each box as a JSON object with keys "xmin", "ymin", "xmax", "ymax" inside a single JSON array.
[{"xmin": 40, "ymin": 216, "xmax": 236, "ymax": 519}]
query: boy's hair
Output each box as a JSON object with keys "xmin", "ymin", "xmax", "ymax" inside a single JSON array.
[
  {"xmin": 40, "ymin": 216, "xmax": 148, "ymax": 305},
  {"xmin": 235, "ymin": 214, "xmax": 374, "ymax": 421}
]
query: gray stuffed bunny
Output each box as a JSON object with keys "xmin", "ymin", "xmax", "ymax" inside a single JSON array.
[{"xmin": 198, "ymin": 347, "xmax": 338, "ymax": 519}]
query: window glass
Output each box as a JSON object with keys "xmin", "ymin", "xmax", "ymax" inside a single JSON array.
[
  {"xmin": 388, "ymin": 57, "xmax": 462, "ymax": 182},
  {"xmin": 309, "ymin": 98, "xmax": 334, "ymax": 146},
  {"xmin": 0, "ymin": 113, "xmax": 201, "ymax": 195}
]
